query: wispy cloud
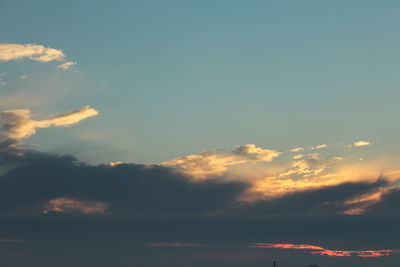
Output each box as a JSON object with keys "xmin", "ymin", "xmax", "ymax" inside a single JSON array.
[
  {"xmin": 17, "ymin": 74, "xmax": 28, "ymax": 80},
  {"xmin": 249, "ymin": 243, "xmax": 400, "ymax": 258},
  {"xmin": 57, "ymin": 61, "xmax": 76, "ymax": 70},
  {"xmin": 0, "ymin": 43, "xmax": 76, "ymax": 70},
  {"xmin": 0, "ymin": 106, "xmax": 99, "ymax": 143},
  {"xmin": 290, "ymin": 147, "xmax": 304, "ymax": 152},
  {"xmin": 311, "ymin": 144, "xmax": 328, "ymax": 150},
  {"xmin": 43, "ymin": 197, "xmax": 109, "ymax": 215}
]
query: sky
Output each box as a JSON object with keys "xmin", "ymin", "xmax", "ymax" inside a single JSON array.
[{"xmin": 1, "ymin": 1, "xmax": 400, "ymax": 266}]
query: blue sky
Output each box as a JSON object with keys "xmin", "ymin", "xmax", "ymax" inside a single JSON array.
[{"xmin": 2, "ymin": 0, "xmax": 400, "ymax": 164}]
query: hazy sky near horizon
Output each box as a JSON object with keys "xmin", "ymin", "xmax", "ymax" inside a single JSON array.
[{"xmin": 2, "ymin": 1, "xmax": 400, "ymax": 267}]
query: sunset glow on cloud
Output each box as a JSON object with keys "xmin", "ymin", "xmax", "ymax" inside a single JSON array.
[
  {"xmin": 162, "ymin": 144, "xmax": 281, "ymax": 179},
  {"xmin": 249, "ymin": 243, "xmax": 400, "ymax": 258},
  {"xmin": 0, "ymin": 106, "xmax": 99, "ymax": 143},
  {"xmin": 348, "ymin": 141, "xmax": 372, "ymax": 147},
  {"xmin": 0, "ymin": 43, "xmax": 66, "ymax": 62},
  {"xmin": 161, "ymin": 141, "xmax": 399, "ymax": 210}
]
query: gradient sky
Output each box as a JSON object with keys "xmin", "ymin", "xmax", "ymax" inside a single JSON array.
[
  {"xmin": 2, "ymin": 0, "xmax": 400, "ymax": 163},
  {"xmin": 2, "ymin": 1, "xmax": 400, "ymax": 267}
]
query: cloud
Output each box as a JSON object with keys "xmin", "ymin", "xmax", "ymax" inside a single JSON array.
[
  {"xmin": 0, "ymin": 153, "xmax": 247, "ymax": 216},
  {"xmin": 232, "ymin": 180, "xmax": 386, "ymax": 215},
  {"xmin": 162, "ymin": 143, "xmax": 397, "ymax": 203},
  {"xmin": 311, "ymin": 144, "xmax": 329, "ymax": 150},
  {"xmin": 293, "ymin": 154, "xmax": 305, "ymax": 159},
  {"xmin": 248, "ymin": 154, "xmax": 346, "ymax": 199},
  {"xmin": 57, "ymin": 61, "xmax": 76, "ymax": 70},
  {"xmin": 17, "ymin": 75, "xmax": 28, "ymax": 80},
  {"xmin": 0, "ymin": 43, "xmax": 66, "ymax": 62},
  {"xmin": 0, "ymin": 106, "xmax": 99, "ymax": 144},
  {"xmin": 42, "ymin": 197, "xmax": 109, "ymax": 215},
  {"xmin": 0, "ymin": 146, "xmax": 394, "ymax": 218},
  {"xmin": 290, "ymin": 147, "xmax": 304, "ymax": 152},
  {"xmin": 341, "ymin": 188, "xmax": 390, "ymax": 215},
  {"xmin": 162, "ymin": 144, "xmax": 281, "ymax": 179},
  {"xmin": 249, "ymin": 243, "xmax": 400, "ymax": 258},
  {"xmin": 105, "ymin": 161, "xmax": 124, "ymax": 167},
  {"xmin": 365, "ymin": 187, "xmax": 400, "ymax": 214},
  {"xmin": 234, "ymin": 144, "xmax": 281, "ymax": 161},
  {"xmin": 348, "ymin": 141, "xmax": 372, "ymax": 147}
]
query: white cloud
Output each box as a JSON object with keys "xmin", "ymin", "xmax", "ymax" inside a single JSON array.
[
  {"xmin": 0, "ymin": 43, "xmax": 77, "ymax": 70},
  {"xmin": 58, "ymin": 61, "xmax": 76, "ymax": 70},
  {"xmin": 0, "ymin": 106, "xmax": 99, "ymax": 143},
  {"xmin": 0, "ymin": 43, "xmax": 66, "ymax": 62},
  {"xmin": 348, "ymin": 141, "xmax": 372, "ymax": 147}
]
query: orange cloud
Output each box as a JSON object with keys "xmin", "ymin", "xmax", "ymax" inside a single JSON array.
[
  {"xmin": 312, "ymin": 249, "xmax": 400, "ymax": 258},
  {"xmin": 162, "ymin": 144, "xmax": 281, "ymax": 180},
  {"xmin": 249, "ymin": 243, "xmax": 400, "ymax": 258},
  {"xmin": 160, "ymin": 141, "xmax": 398, "ymax": 206},
  {"xmin": 249, "ymin": 243, "xmax": 324, "ymax": 250},
  {"xmin": 341, "ymin": 188, "xmax": 389, "ymax": 215}
]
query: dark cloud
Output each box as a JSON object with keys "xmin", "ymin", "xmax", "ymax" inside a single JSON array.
[
  {"xmin": 367, "ymin": 187, "xmax": 400, "ymax": 214},
  {"xmin": 0, "ymin": 151, "xmax": 247, "ymax": 215}
]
